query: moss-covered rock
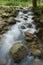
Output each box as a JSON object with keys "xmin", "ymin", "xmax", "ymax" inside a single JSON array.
[
  {"xmin": 1, "ymin": 13, "xmax": 10, "ymax": 18},
  {"xmin": 31, "ymin": 48, "xmax": 41, "ymax": 56},
  {"xmin": 6, "ymin": 17, "xmax": 16, "ymax": 24},
  {"xmin": 27, "ymin": 41, "xmax": 36, "ymax": 48},
  {"xmin": 24, "ymin": 32, "xmax": 35, "ymax": 41},
  {"xmin": 10, "ymin": 43, "xmax": 27, "ymax": 63}
]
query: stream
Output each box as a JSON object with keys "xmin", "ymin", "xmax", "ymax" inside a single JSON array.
[{"xmin": 0, "ymin": 7, "xmax": 42, "ymax": 65}]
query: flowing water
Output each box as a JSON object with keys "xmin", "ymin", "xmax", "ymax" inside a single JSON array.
[{"xmin": 0, "ymin": 8, "xmax": 41, "ymax": 65}]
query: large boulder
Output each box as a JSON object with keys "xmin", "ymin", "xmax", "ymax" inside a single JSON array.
[
  {"xmin": 1, "ymin": 13, "xmax": 10, "ymax": 18},
  {"xmin": 24, "ymin": 32, "xmax": 35, "ymax": 41},
  {"xmin": 31, "ymin": 48, "xmax": 41, "ymax": 56},
  {"xmin": 10, "ymin": 43, "xmax": 27, "ymax": 63},
  {"xmin": 7, "ymin": 17, "xmax": 16, "ymax": 24},
  {"xmin": 0, "ymin": 20, "xmax": 10, "ymax": 33}
]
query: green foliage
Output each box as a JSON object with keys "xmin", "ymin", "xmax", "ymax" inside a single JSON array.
[
  {"xmin": 5, "ymin": 1, "xmax": 20, "ymax": 6},
  {"xmin": 0, "ymin": 0, "xmax": 32, "ymax": 6},
  {"xmin": 0, "ymin": 0, "xmax": 43, "ymax": 7},
  {"xmin": 20, "ymin": 0, "xmax": 28, "ymax": 2},
  {"xmin": 3, "ymin": 0, "xmax": 32, "ymax": 6}
]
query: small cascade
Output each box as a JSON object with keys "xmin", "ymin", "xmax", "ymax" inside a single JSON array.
[{"xmin": 0, "ymin": 8, "xmax": 37, "ymax": 65}]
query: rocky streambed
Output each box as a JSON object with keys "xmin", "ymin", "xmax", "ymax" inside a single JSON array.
[{"xmin": 0, "ymin": 6, "xmax": 43, "ymax": 65}]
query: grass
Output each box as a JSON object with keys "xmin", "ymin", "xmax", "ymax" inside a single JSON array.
[
  {"xmin": 0, "ymin": 0, "xmax": 6, "ymax": 5},
  {"xmin": 19, "ymin": 1, "xmax": 32, "ymax": 7},
  {"xmin": 0, "ymin": 0, "xmax": 43, "ymax": 7},
  {"xmin": 0, "ymin": 0, "xmax": 32, "ymax": 7}
]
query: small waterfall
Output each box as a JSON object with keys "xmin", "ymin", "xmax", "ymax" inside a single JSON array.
[
  {"xmin": 0, "ymin": 8, "xmax": 37, "ymax": 65},
  {"xmin": 0, "ymin": 22, "xmax": 24, "ymax": 61}
]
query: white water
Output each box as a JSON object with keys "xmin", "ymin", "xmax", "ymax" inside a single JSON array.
[
  {"xmin": 0, "ymin": 9, "xmax": 37, "ymax": 65},
  {"xmin": 0, "ymin": 22, "xmax": 24, "ymax": 60}
]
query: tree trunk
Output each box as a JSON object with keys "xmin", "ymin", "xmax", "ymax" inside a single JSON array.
[{"xmin": 32, "ymin": 0, "xmax": 37, "ymax": 9}]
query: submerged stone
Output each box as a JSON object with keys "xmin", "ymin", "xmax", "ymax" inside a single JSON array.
[
  {"xmin": 27, "ymin": 23, "xmax": 32, "ymax": 28},
  {"xmin": 23, "ymin": 9, "xmax": 28, "ymax": 14},
  {"xmin": 21, "ymin": 26, "xmax": 26, "ymax": 29},
  {"xmin": 24, "ymin": 17, "xmax": 28, "ymax": 20}
]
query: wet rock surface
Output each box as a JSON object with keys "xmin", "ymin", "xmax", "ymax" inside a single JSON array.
[
  {"xmin": 10, "ymin": 43, "xmax": 27, "ymax": 63},
  {"xmin": 24, "ymin": 32, "xmax": 35, "ymax": 41},
  {"xmin": 6, "ymin": 17, "xmax": 17, "ymax": 24}
]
